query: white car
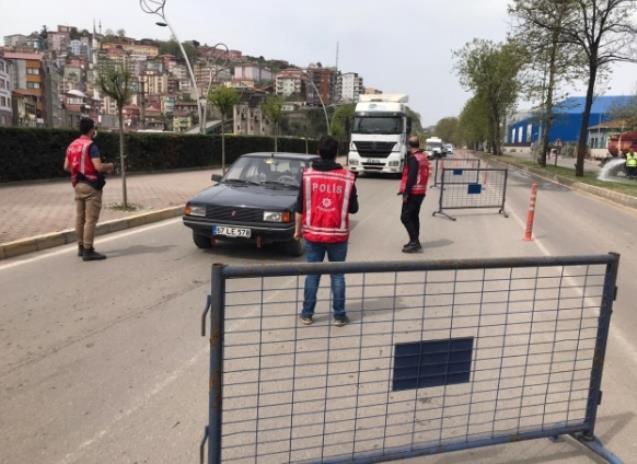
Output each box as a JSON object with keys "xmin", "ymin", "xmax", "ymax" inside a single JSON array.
[{"xmin": 444, "ymin": 143, "xmax": 454, "ymax": 155}]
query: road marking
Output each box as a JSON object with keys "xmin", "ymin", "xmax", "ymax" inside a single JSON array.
[
  {"xmin": 55, "ymin": 275, "xmax": 297, "ymax": 464},
  {"xmin": 509, "ymin": 208, "xmax": 637, "ymax": 363},
  {"xmin": 0, "ymin": 218, "xmax": 181, "ymax": 272}
]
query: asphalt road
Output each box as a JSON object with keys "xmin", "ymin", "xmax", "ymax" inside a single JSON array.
[{"xmin": 1, "ymin": 152, "xmax": 636, "ymax": 464}]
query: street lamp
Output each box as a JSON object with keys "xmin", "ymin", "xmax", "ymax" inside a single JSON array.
[
  {"xmin": 301, "ymin": 70, "xmax": 331, "ymax": 135},
  {"xmin": 202, "ymin": 42, "xmax": 230, "ymax": 130},
  {"xmin": 140, "ymin": 0, "xmax": 205, "ymax": 134}
]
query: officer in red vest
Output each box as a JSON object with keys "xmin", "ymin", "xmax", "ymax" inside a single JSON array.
[
  {"xmin": 294, "ymin": 136, "xmax": 359, "ymax": 326},
  {"xmin": 63, "ymin": 118, "xmax": 114, "ymax": 261},
  {"xmin": 398, "ymin": 136, "xmax": 430, "ymax": 253}
]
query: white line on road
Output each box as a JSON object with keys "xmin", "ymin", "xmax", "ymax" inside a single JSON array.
[
  {"xmin": 508, "ymin": 208, "xmax": 637, "ymax": 363},
  {"xmin": 0, "ymin": 218, "xmax": 181, "ymax": 272}
]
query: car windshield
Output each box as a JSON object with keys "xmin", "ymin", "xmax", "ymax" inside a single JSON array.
[
  {"xmin": 223, "ymin": 157, "xmax": 308, "ymax": 188},
  {"xmin": 426, "ymin": 143, "xmax": 442, "ymax": 150},
  {"xmin": 352, "ymin": 117, "xmax": 403, "ymax": 135}
]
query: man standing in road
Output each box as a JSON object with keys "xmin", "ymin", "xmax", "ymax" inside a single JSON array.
[
  {"xmin": 294, "ymin": 136, "xmax": 358, "ymax": 326},
  {"xmin": 399, "ymin": 136, "xmax": 430, "ymax": 253},
  {"xmin": 64, "ymin": 118, "xmax": 114, "ymax": 261}
]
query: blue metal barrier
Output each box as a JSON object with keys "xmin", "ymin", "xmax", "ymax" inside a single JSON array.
[{"xmin": 201, "ymin": 254, "xmax": 622, "ymax": 464}]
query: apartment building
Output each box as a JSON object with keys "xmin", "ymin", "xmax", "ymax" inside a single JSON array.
[{"xmin": 0, "ymin": 56, "xmax": 13, "ymax": 126}]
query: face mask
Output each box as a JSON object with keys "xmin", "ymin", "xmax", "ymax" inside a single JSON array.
[{"xmin": 92, "ymin": 130, "xmax": 98, "ymax": 139}]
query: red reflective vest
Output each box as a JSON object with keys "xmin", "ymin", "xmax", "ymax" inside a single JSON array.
[
  {"xmin": 301, "ymin": 167, "xmax": 356, "ymax": 243},
  {"xmin": 66, "ymin": 136, "xmax": 99, "ymax": 187},
  {"xmin": 399, "ymin": 150, "xmax": 430, "ymax": 195}
]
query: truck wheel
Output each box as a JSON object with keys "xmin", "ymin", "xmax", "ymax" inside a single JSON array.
[
  {"xmin": 193, "ymin": 232, "xmax": 213, "ymax": 249},
  {"xmin": 285, "ymin": 239, "xmax": 304, "ymax": 257}
]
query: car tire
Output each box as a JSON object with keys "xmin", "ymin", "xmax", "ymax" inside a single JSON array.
[
  {"xmin": 193, "ymin": 232, "xmax": 213, "ymax": 249},
  {"xmin": 285, "ymin": 239, "xmax": 304, "ymax": 257}
]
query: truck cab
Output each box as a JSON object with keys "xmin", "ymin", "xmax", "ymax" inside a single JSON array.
[
  {"xmin": 425, "ymin": 137, "xmax": 445, "ymax": 159},
  {"xmin": 347, "ymin": 94, "xmax": 411, "ymax": 176}
]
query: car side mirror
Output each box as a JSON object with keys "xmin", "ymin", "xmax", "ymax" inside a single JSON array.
[{"xmin": 211, "ymin": 174, "xmax": 223, "ymax": 183}]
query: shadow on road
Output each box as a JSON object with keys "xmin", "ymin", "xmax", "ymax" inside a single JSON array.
[
  {"xmin": 106, "ymin": 244, "xmax": 177, "ymax": 257},
  {"xmin": 201, "ymin": 242, "xmax": 306, "ymax": 263}
]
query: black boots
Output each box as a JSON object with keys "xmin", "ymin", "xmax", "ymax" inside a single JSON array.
[{"xmin": 82, "ymin": 247, "xmax": 107, "ymax": 261}]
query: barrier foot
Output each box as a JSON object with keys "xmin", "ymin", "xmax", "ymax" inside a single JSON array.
[
  {"xmin": 433, "ymin": 211, "xmax": 456, "ymax": 221},
  {"xmin": 499, "ymin": 209, "xmax": 509, "ymax": 218},
  {"xmin": 199, "ymin": 426, "xmax": 209, "ymax": 464},
  {"xmin": 571, "ymin": 433, "xmax": 623, "ymax": 464},
  {"xmin": 548, "ymin": 435, "xmax": 562, "ymax": 443}
]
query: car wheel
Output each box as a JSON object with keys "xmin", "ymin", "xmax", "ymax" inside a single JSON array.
[
  {"xmin": 285, "ymin": 239, "xmax": 304, "ymax": 257},
  {"xmin": 193, "ymin": 232, "xmax": 213, "ymax": 249}
]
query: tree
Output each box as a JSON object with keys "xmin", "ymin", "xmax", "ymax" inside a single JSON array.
[
  {"xmin": 457, "ymin": 95, "xmax": 490, "ymax": 150},
  {"xmin": 261, "ymin": 96, "xmax": 285, "ymax": 152},
  {"xmin": 116, "ymin": 28, "xmax": 126, "ymax": 37},
  {"xmin": 434, "ymin": 117, "xmax": 460, "ymax": 144},
  {"xmin": 98, "ymin": 66, "xmax": 133, "ymax": 209},
  {"xmin": 158, "ymin": 40, "xmax": 199, "ymax": 64},
  {"xmin": 509, "ymin": 0, "xmax": 582, "ymax": 167},
  {"xmin": 521, "ymin": 0, "xmax": 637, "ymax": 175},
  {"xmin": 330, "ymin": 103, "xmax": 356, "ymax": 141},
  {"xmin": 609, "ymin": 92, "xmax": 637, "ymax": 129},
  {"xmin": 455, "ymin": 39, "xmax": 526, "ymax": 155},
  {"xmin": 208, "ymin": 86, "xmax": 240, "ymax": 173}
]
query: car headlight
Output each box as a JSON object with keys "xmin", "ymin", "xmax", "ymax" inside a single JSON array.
[
  {"xmin": 185, "ymin": 204, "xmax": 206, "ymax": 217},
  {"xmin": 350, "ymin": 141, "xmax": 356, "ymax": 151},
  {"xmin": 349, "ymin": 158, "xmax": 359, "ymax": 166},
  {"xmin": 263, "ymin": 211, "xmax": 291, "ymax": 223},
  {"xmin": 388, "ymin": 160, "xmax": 401, "ymax": 167}
]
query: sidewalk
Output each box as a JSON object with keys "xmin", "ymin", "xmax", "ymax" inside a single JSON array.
[
  {"xmin": 0, "ymin": 169, "xmax": 216, "ymax": 245},
  {"xmin": 506, "ymin": 150, "xmax": 602, "ymax": 172}
]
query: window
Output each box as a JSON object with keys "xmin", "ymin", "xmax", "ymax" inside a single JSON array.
[
  {"xmin": 0, "ymin": 97, "xmax": 5, "ymax": 107},
  {"xmin": 0, "ymin": 79, "xmax": 4, "ymax": 89},
  {"xmin": 27, "ymin": 68, "xmax": 40, "ymax": 75},
  {"xmin": 27, "ymin": 82, "xmax": 40, "ymax": 89},
  {"xmin": 0, "ymin": 62, "xmax": 4, "ymax": 72}
]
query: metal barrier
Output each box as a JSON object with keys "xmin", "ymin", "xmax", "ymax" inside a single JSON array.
[
  {"xmin": 433, "ymin": 168, "xmax": 508, "ymax": 221},
  {"xmin": 432, "ymin": 158, "xmax": 481, "ymax": 187},
  {"xmin": 200, "ymin": 254, "xmax": 622, "ymax": 464}
]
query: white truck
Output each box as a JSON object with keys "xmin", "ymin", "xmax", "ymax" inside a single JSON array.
[
  {"xmin": 425, "ymin": 136, "xmax": 445, "ymax": 158},
  {"xmin": 347, "ymin": 94, "xmax": 412, "ymax": 176}
]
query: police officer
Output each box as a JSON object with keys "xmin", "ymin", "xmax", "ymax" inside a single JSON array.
[
  {"xmin": 399, "ymin": 136, "xmax": 430, "ymax": 253},
  {"xmin": 294, "ymin": 136, "xmax": 358, "ymax": 326},
  {"xmin": 63, "ymin": 118, "xmax": 114, "ymax": 261},
  {"xmin": 626, "ymin": 148, "xmax": 637, "ymax": 177}
]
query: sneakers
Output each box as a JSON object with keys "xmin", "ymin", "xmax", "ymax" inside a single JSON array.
[
  {"xmin": 402, "ymin": 242, "xmax": 422, "ymax": 253},
  {"xmin": 82, "ymin": 247, "xmax": 107, "ymax": 261},
  {"xmin": 333, "ymin": 315, "xmax": 350, "ymax": 327},
  {"xmin": 299, "ymin": 314, "xmax": 313, "ymax": 325},
  {"xmin": 78, "ymin": 245, "xmax": 84, "ymax": 257}
]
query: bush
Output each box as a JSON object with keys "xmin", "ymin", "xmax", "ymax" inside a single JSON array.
[{"xmin": 0, "ymin": 127, "xmax": 318, "ymax": 183}]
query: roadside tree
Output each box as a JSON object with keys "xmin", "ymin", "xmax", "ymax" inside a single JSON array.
[
  {"xmin": 261, "ymin": 96, "xmax": 285, "ymax": 152},
  {"xmin": 98, "ymin": 65, "xmax": 133, "ymax": 209},
  {"xmin": 208, "ymin": 86, "xmax": 240, "ymax": 173}
]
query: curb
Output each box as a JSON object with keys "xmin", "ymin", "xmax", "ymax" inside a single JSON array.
[
  {"xmin": 0, "ymin": 206, "xmax": 183, "ymax": 260},
  {"xmin": 472, "ymin": 152, "xmax": 637, "ymax": 210}
]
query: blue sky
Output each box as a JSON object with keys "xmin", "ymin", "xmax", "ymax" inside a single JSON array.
[{"xmin": 2, "ymin": 0, "xmax": 636, "ymax": 125}]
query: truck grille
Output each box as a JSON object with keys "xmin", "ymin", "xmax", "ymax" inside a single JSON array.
[
  {"xmin": 206, "ymin": 205, "xmax": 262, "ymax": 222},
  {"xmin": 354, "ymin": 141, "xmax": 395, "ymax": 158}
]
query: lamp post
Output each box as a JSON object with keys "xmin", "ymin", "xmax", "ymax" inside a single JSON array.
[
  {"xmin": 302, "ymin": 70, "xmax": 331, "ymax": 135},
  {"xmin": 202, "ymin": 42, "xmax": 230, "ymax": 130},
  {"xmin": 140, "ymin": 0, "xmax": 204, "ymax": 133}
]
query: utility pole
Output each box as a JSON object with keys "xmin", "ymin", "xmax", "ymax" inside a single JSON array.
[{"xmin": 139, "ymin": 76, "xmax": 146, "ymax": 130}]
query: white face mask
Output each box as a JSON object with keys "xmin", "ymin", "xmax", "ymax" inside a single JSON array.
[{"xmin": 92, "ymin": 130, "xmax": 98, "ymax": 139}]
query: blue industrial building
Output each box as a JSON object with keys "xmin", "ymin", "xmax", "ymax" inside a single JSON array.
[{"xmin": 507, "ymin": 95, "xmax": 633, "ymax": 145}]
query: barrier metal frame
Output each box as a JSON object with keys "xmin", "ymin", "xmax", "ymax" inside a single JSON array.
[
  {"xmin": 433, "ymin": 168, "xmax": 508, "ymax": 221},
  {"xmin": 432, "ymin": 158, "xmax": 481, "ymax": 188},
  {"xmin": 200, "ymin": 254, "xmax": 622, "ymax": 464}
]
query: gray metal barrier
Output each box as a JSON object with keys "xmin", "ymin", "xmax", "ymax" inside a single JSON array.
[
  {"xmin": 432, "ymin": 158, "xmax": 481, "ymax": 187},
  {"xmin": 433, "ymin": 168, "xmax": 508, "ymax": 221},
  {"xmin": 200, "ymin": 254, "xmax": 622, "ymax": 464}
]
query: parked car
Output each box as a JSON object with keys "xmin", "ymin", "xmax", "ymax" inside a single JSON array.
[
  {"xmin": 183, "ymin": 152, "xmax": 319, "ymax": 256},
  {"xmin": 444, "ymin": 143, "xmax": 454, "ymax": 155}
]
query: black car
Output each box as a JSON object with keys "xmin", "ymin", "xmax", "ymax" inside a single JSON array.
[{"xmin": 182, "ymin": 152, "xmax": 319, "ymax": 256}]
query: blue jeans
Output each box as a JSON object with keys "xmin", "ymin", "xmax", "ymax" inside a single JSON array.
[{"xmin": 301, "ymin": 240, "xmax": 348, "ymax": 318}]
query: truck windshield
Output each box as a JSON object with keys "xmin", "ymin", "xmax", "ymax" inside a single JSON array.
[{"xmin": 352, "ymin": 117, "xmax": 403, "ymax": 135}]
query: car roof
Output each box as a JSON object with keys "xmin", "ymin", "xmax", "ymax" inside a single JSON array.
[{"xmin": 242, "ymin": 152, "xmax": 319, "ymax": 161}]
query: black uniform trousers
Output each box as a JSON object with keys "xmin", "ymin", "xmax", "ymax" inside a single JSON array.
[{"xmin": 401, "ymin": 194, "xmax": 425, "ymax": 244}]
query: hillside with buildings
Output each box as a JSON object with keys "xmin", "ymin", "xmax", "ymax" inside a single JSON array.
[{"xmin": 0, "ymin": 23, "xmax": 373, "ymax": 135}]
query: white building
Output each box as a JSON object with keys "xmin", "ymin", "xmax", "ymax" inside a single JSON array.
[
  {"xmin": 275, "ymin": 69, "xmax": 304, "ymax": 97},
  {"xmin": 0, "ymin": 57, "xmax": 13, "ymax": 126},
  {"xmin": 234, "ymin": 64, "xmax": 272, "ymax": 83},
  {"xmin": 338, "ymin": 72, "xmax": 364, "ymax": 102}
]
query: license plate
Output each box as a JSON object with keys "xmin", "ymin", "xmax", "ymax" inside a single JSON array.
[
  {"xmin": 365, "ymin": 159, "xmax": 384, "ymax": 165},
  {"xmin": 212, "ymin": 225, "xmax": 251, "ymax": 238}
]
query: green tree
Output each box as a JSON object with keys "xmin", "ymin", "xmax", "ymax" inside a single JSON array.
[
  {"xmin": 509, "ymin": 0, "xmax": 582, "ymax": 167},
  {"xmin": 261, "ymin": 95, "xmax": 285, "ymax": 152},
  {"xmin": 330, "ymin": 103, "xmax": 356, "ymax": 141},
  {"xmin": 158, "ymin": 39, "xmax": 199, "ymax": 64},
  {"xmin": 457, "ymin": 95, "xmax": 490, "ymax": 150},
  {"xmin": 434, "ymin": 117, "xmax": 460, "ymax": 144},
  {"xmin": 208, "ymin": 86, "xmax": 240, "ymax": 173},
  {"xmin": 98, "ymin": 65, "xmax": 133, "ymax": 208},
  {"xmin": 455, "ymin": 39, "xmax": 526, "ymax": 155}
]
